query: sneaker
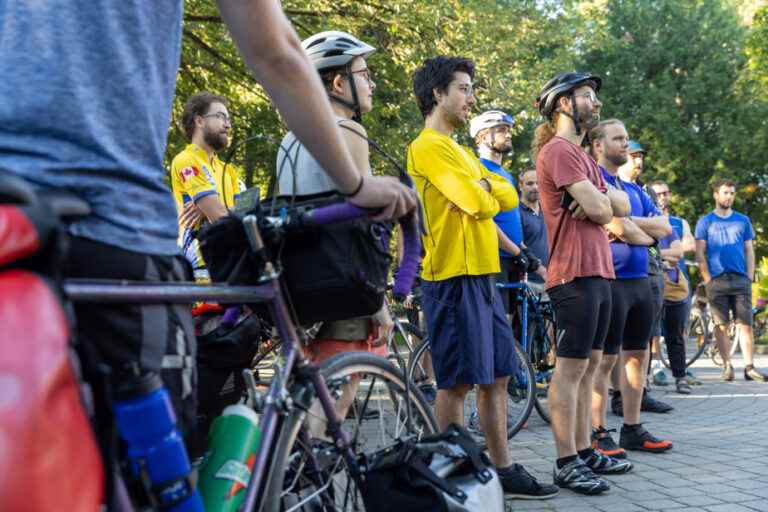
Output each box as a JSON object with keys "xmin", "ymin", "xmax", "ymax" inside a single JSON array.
[
  {"xmin": 418, "ymin": 383, "xmax": 437, "ymax": 403},
  {"xmin": 620, "ymin": 424, "xmax": 673, "ymax": 453},
  {"xmin": 553, "ymin": 459, "xmax": 610, "ymax": 495},
  {"xmin": 745, "ymin": 366, "xmax": 768, "ymax": 382},
  {"xmin": 652, "ymin": 370, "xmax": 669, "ymax": 386},
  {"xmin": 498, "ymin": 463, "xmax": 559, "ymax": 500},
  {"xmin": 675, "ymin": 378, "xmax": 692, "ymax": 395},
  {"xmin": 591, "ymin": 426, "xmax": 627, "ymax": 459},
  {"xmin": 610, "ymin": 391, "xmax": 623, "ymax": 417},
  {"xmin": 722, "ymin": 363, "xmax": 734, "ymax": 382},
  {"xmin": 641, "ymin": 390, "xmax": 674, "ymax": 413},
  {"xmin": 583, "ymin": 449, "xmax": 633, "ymax": 474},
  {"xmin": 685, "ymin": 370, "xmax": 702, "ymax": 386}
]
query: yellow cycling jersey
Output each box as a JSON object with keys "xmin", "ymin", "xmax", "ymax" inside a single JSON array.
[
  {"xmin": 407, "ymin": 128, "xmax": 518, "ymax": 281},
  {"xmin": 170, "ymin": 143, "xmax": 244, "ymax": 277}
]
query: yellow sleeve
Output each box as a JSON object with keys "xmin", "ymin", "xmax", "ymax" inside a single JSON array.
[
  {"xmin": 410, "ymin": 138, "xmax": 500, "ymax": 220},
  {"xmin": 481, "ymin": 168, "xmax": 519, "ymax": 211},
  {"xmin": 171, "ymin": 153, "xmax": 217, "ymax": 203}
]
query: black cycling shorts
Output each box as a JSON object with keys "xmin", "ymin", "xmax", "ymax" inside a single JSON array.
[
  {"xmin": 603, "ymin": 278, "xmax": 654, "ymax": 355},
  {"xmin": 548, "ymin": 277, "xmax": 612, "ymax": 359}
]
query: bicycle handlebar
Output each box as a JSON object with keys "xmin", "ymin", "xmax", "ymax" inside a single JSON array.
[{"xmin": 301, "ymin": 201, "xmax": 422, "ymax": 302}]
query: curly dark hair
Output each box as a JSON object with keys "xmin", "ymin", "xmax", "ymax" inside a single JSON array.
[
  {"xmin": 181, "ymin": 92, "xmax": 228, "ymax": 140},
  {"xmin": 412, "ymin": 56, "xmax": 475, "ymax": 119}
]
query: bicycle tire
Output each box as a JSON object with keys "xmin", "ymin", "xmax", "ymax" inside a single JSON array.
[
  {"xmin": 386, "ymin": 320, "xmax": 424, "ymax": 376},
  {"xmin": 406, "ymin": 337, "xmax": 535, "ymax": 439},
  {"xmin": 527, "ymin": 313, "xmax": 555, "ymax": 424},
  {"xmin": 686, "ymin": 312, "xmax": 711, "ymax": 368},
  {"xmin": 259, "ymin": 352, "xmax": 438, "ymax": 512}
]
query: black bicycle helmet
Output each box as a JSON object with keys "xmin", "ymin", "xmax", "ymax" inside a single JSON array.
[{"xmin": 535, "ymin": 72, "xmax": 602, "ymax": 135}]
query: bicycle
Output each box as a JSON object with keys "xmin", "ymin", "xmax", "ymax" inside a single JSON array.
[
  {"xmin": 57, "ymin": 193, "xmax": 437, "ymax": 511},
  {"xmin": 406, "ymin": 279, "xmax": 539, "ymax": 440}
]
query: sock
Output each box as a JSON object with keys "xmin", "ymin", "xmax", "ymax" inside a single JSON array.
[
  {"xmin": 556, "ymin": 455, "xmax": 578, "ymax": 469},
  {"xmin": 623, "ymin": 423, "xmax": 640, "ymax": 431},
  {"xmin": 577, "ymin": 447, "xmax": 593, "ymax": 460}
]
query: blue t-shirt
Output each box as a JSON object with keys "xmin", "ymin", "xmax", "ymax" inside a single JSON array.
[
  {"xmin": 668, "ymin": 216, "xmax": 690, "ymax": 281},
  {"xmin": 695, "ymin": 211, "xmax": 754, "ymax": 278},
  {"xmin": 479, "ymin": 158, "xmax": 523, "ymax": 258},
  {"xmin": 0, "ymin": 1, "xmax": 183, "ymax": 255},
  {"xmin": 601, "ymin": 167, "xmax": 660, "ymax": 279}
]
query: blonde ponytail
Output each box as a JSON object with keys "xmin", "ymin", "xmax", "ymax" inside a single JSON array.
[{"xmin": 531, "ymin": 119, "xmax": 557, "ymax": 163}]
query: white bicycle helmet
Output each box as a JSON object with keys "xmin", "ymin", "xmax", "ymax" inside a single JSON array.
[
  {"xmin": 469, "ymin": 110, "xmax": 514, "ymax": 138},
  {"xmin": 302, "ymin": 31, "xmax": 376, "ymax": 73}
]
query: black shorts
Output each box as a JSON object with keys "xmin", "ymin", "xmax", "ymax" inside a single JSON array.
[
  {"xmin": 548, "ymin": 277, "xmax": 612, "ymax": 359},
  {"xmin": 706, "ymin": 273, "xmax": 753, "ymax": 326},
  {"xmin": 648, "ymin": 273, "xmax": 665, "ymax": 337},
  {"xmin": 603, "ymin": 278, "xmax": 654, "ymax": 355},
  {"xmin": 63, "ymin": 237, "xmax": 197, "ymax": 439}
]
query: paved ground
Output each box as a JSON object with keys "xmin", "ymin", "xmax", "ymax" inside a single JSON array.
[{"xmin": 508, "ymin": 352, "xmax": 768, "ymax": 511}]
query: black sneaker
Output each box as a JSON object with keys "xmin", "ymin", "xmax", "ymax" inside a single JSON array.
[
  {"xmin": 610, "ymin": 391, "xmax": 623, "ymax": 417},
  {"xmin": 418, "ymin": 383, "xmax": 437, "ymax": 403},
  {"xmin": 641, "ymin": 390, "xmax": 674, "ymax": 413},
  {"xmin": 675, "ymin": 378, "xmax": 692, "ymax": 395},
  {"xmin": 498, "ymin": 463, "xmax": 559, "ymax": 500},
  {"xmin": 619, "ymin": 424, "xmax": 673, "ymax": 453},
  {"xmin": 583, "ymin": 449, "xmax": 633, "ymax": 475},
  {"xmin": 745, "ymin": 366, "xmax": 768, "ymax": 382},
  {"xmin": 591, "ymin": 426, "xmax": 627, "ymax": 459},
  {"xmin": 553, "ymin": 459, "xmax": 610, "ymax": 495}
]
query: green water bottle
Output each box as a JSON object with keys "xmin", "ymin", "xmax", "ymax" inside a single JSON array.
[{"xmin": 198, "ymin": 404, "xmax": 261, "ymax": 512}]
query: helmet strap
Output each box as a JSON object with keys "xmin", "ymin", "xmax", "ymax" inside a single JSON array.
[
  {"xmin": 569, "ymin": 92, "xmax": 582, "ymax": 136},
  {"xmin": 328, "ymin": 62, "xmax": 363, "ymax": 123}
]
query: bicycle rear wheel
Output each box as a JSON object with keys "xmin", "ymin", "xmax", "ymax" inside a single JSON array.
[
  {"xmin": 259, "ymin": 352, "xmax": 437, "ymax": 512},
  {"xmin": 527, "ymin": 313, "xmax": 555, "ymax": 424},
  {"xmin": 661, "ymin": 311, "xmax": 710, "ymax": 369}
]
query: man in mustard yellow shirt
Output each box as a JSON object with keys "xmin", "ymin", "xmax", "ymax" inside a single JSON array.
[
  {"xmin": 408, "ymin": 56, "xmax": 558, "ymax": 500},
  {"xmin": 171, "ymin": 92, "xmax": 244, "ymax": 280}
]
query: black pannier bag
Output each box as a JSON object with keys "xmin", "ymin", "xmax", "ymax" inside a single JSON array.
[
  {"xmin": 358, "ymin": 424, "xmax": 504, "ymax": 512},
  {"xmin": 198, "ymin": 192, "xmax": 392, "ymax": 325}
]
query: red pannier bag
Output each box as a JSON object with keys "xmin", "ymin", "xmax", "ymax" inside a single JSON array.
[{"xmin": 0, "ymin": 205, "xmax": 103, "ymax": 510}]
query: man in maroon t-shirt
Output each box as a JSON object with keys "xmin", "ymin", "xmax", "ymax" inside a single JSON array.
[{"xmin": 532, "ymin": 72, "xmax": 631, "ymax": 494}]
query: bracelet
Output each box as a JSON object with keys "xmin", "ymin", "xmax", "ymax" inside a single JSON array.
[{"xmin": 341, "ymin": 174, "xmax": 365, "ymax": 198}]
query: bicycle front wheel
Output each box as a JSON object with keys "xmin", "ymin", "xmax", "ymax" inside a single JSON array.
[{"xmin": 259, "ymin": 352, "xmax": 438, "ymax": 512}]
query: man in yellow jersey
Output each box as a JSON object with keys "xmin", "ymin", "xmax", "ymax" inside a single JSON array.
[
  {"xmin": 407, "ymin": 56, "xmax": 558, "ymax": 500},
  {"xmin": 171, "ymin": 92, "xmax": 244, "ymax": 280}
]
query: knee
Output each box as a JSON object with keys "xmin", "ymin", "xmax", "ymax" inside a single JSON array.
[{"xmin": 441, "ymin": 384, "xmax": 471, "ymax": 399}]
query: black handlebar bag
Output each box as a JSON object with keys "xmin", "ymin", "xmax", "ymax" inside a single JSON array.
[
  {"xmin": 198, "ymin": 191, "xmax": 392, "ymax": 325},
  {"xmin": 358, "ymin": 424, "xmax": 504, "ymax": 512}
]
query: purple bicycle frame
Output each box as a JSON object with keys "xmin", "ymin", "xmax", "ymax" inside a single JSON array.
[{"xmin": 64, "ymin": 201, "xmax": 422, "ymax": 512}]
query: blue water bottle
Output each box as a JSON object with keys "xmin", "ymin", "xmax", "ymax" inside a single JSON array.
[{"xmin": 112, "ymin": 372, "xmax": 204, "ymax": 511}]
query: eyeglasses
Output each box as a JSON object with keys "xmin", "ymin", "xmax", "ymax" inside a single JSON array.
[
  {"xmin": 350, "ymin": 68, "xmax": 374, "ymax": 84},
  {"xmin": 454, "ymin": 83, "xmax": 475, "ymax": 98},
  {"xmin": 574, "ymin": 91, "xmax": 599, "ymax": 103},
  {"xmin": 203, "ymin": 112, "xmax": 231, "ymax": 124}
]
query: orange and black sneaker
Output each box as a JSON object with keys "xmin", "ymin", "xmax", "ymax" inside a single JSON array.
[
  {"xmin": 591, "ymin": 426, "xmax": 627, "ymax": 459},
  {"xmin": 619, "ymin": 424, "xmax": 673, "ymax": 453}
]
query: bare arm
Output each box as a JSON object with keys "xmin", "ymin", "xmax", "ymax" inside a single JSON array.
[
  {"xmin": 566, "ymin": 179, "xmax": 613, "ymax": 225},
  {"xmin": 681, "ymin": 219, "xmax": 696, "ymax": 254},
  {"xmin": 695, "ymin": 239, "xmax": 711, "ymax": 283},
  {"xmin": 496, "ymin": 225, "xmax": 522, "ymax": 256},
  {"xmin": 746, "ymin": 240, "xmax": 756, "ymax": 281},
  {"xmin": 606, "ymin": 188, "xmax": 630, "ymax": 218},
  {"xmin": 630, "ymin": 215, "xmax": 672, "ymax": 240},
  {"xmin": 661, "ymin": 239, "xmax": 683, "ymax": 264},
  {"xmin": 216, "ymin": 0, "xmax": 415, "ymax": 218},
  {"xmin": 195, "ymin": 194, "xmax": 229, "ymax": 223},
  {"xmin": 605, "ymin": 217, "xmax": 655, "ymax": 245}
]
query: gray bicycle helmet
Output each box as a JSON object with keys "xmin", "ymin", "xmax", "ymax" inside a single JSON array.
[{"xmin": 301, "ymin": 31, "xmax": 376, "ymax": 122}]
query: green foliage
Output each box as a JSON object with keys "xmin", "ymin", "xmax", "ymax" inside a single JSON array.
[{"xmin": 172, "ymin": 0, "xmax": 768, "ymax": 256}]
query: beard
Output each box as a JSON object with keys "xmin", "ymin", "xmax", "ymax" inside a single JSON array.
[
  {"xmin": 204, "ymin": 128, "xmax": 229, "ymax": 152},
  {"xmin": 716, "ymin": 200, "xmax": 733, "ymax": 210},
  {"xmin": 606, "ymin": 152, "xmax": 628, "ymax": 167},
  {"xmin": 578, "ymin": 108, "xmax": 600, "ymax": 131},
  {"xmin": 491, "ymin": 140, "xmax": 513, "ymax": 155},
  {"xmin": 525, "ymin": 190, "xmax": 539, "ymax": 203},
  {"xmin": 447, "ymin": 109, "xmax": 466, "ymax": 129}
]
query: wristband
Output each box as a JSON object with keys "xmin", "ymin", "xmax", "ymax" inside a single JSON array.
[{"xmin": 341, "ymin": 174, "xmax": 365, "ymax": 198}]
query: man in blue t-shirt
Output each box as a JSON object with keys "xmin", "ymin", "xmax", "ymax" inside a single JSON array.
[
  {"xmin": 470, "ymin": 111, "xmax": 542, "ymax": 311},
  {"xmin": 589, "ymin": 120, "xmax": 674, "ymax": 459},
  {"xmin": 695, "ymin": 179, "xmax": 766, "ymax": 382},
  {"xmin": 519, "ymin": 169, "xmax": 549, "ymax": 292}
]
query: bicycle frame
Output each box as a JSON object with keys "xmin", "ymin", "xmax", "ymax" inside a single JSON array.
[{"xmin": 65, "ymin": 260, "xmax": 360, "ymax": 511}]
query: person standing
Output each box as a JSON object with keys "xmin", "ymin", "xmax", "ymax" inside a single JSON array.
[
  {"xmin": 695, "ymin": 179, "xmax": 767, "ymax": 382},
  {"xmin": 519, "ymin": 169, "xmax": 549, "ymax": 292},
  {"xmin": 532, "ymin": 72, "xmax": 630, "ymax": 494},
  {"xmin": 408, "ymin": 56, "xmax": 558, "ymax": 499}
]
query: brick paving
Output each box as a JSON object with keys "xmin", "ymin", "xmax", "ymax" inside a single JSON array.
[{"xmin": 507, "ymin": 352, "xmax": 768, "ymax": 511}]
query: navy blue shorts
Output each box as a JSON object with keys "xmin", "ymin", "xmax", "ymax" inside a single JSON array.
[{"xmin": 421, "ymin": 275, "xmax": 517, "ymax": 389}]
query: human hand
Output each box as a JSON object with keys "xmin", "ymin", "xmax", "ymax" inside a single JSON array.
[
  {"xmin": 370, "ymin": 305, "xmax": 394, "ymax": 347},
  {"xmin": 179, "ymin": 201, "xmax": 203, "ymax": 229},
  {"xmin": 349, "ymin": 175, "xmax": 417, "ymax": 222},
  {"xmin": 569, "ymin": 201, "xmax": 587, "ymax": 220},
  {"xmin": 477, "ymin": 178, "xmax": 491, "ymax": 192},
  {"xmin": 536, "ymin": 265, "xmax": 548, "ymax": 280}
]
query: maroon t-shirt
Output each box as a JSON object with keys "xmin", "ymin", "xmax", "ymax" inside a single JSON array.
[{"xmin": 537, "ymin": 136, "xmax": 614, "ymax": 289}]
